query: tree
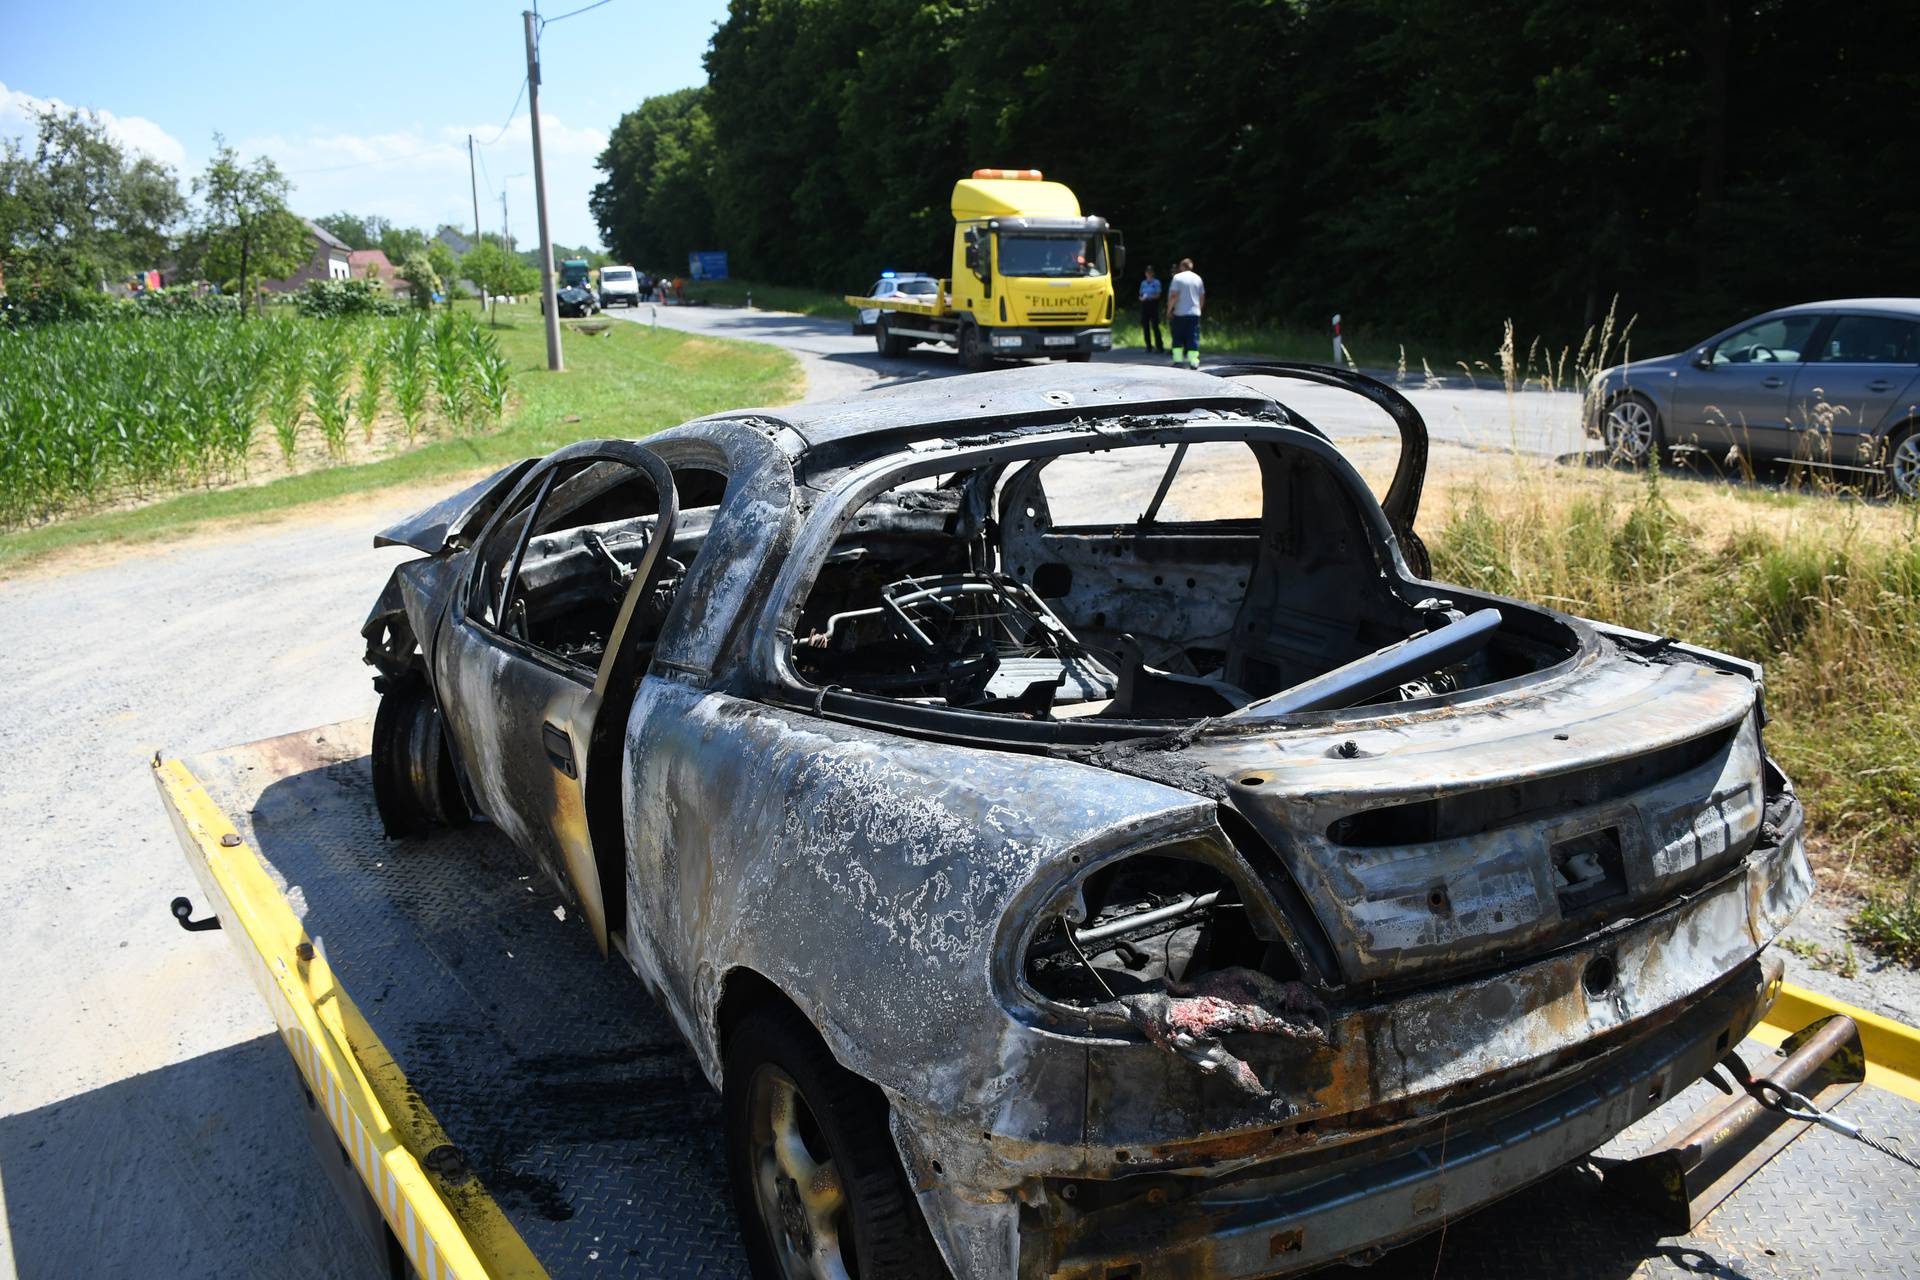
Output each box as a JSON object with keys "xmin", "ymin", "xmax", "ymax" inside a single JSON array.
[
  {"xmin": 190, "ymin": 137, "xmax": 307, "ymax": 318},
  {"xmin": 0, "ymin": 107, "xmax": 184, "ymax": 312},
  {"xmin": 395, "ymin": 251, "xmax": 439, "ymax": 308},
  {"xmin": 425, "ymin": 240, "xmax": 460, "ymax": 304},
  {"xmin": 379, "ymin": 223, "xmax": 429, "ymax": 263},
  {"xmin": 313, "ymin": 211, "xmax": 372, "ymax": 249},
  {"xmin": 461, "ymin": 240, "xmax": 538, "ymax": 324},
  {"xmin": 591, "ymin": 88, "xmax": 718, "ymax": 272}
]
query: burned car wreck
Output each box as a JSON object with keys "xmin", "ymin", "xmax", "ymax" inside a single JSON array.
[{"xmin": 361, "ymin": 362, "xmax": 1811, "ymax": 1279}]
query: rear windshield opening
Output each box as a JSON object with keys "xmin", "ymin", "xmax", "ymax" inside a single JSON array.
[{"xmin": 787, "ymin": 435, "xmax": 1568, "ymax": 727}]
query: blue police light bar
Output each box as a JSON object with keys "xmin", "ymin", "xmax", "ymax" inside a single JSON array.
[{"xmin": 881, "ymin": 271, "xmax": 897, "ymax": 278}]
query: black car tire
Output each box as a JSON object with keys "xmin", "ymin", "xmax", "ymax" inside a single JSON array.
[
  {"xmin": 1062, "ymin": 351, "xmax": 1092, "ymax": 363},
  {"xmin": 724, "ymin": 1001, "xmax": 949, "ymax": 1280},
  {"xmin": 875, "ymin": 317, "xmax": 908, "ymax": 359},
  {"xmin": 1602, "ymin": 392, "xmax": 1665, "ymax": 468},
  {"xmin": 371, "ymin": 671, "xmax": 469, "ymax": 838},
  {"xmin": 1883, "ymin": 423, "xmax": 1920, "ymax": 500},
  {"xmin": 956, "ymin": 322, "xmax": 989, "ymax": 372}
]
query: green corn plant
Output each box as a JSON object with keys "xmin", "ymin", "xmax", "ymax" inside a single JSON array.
[
  {"xmin": 429, "ymin": 309, "xmax": 474, "ymax": 432},
  {"xmin": 266, "ymin": 321, "xmax": 309, "ymax": 462},
  {"xmin": 308, "ymin": 321, "xmax": 355, "ymax": 459},
  {"xmin": 389, "ymin": 314, "xmax": 429, "ymax": 442},
  {"xmin": 356, "ymin": 320, "xmax": 388, "ymax": 441},
  {"xmin": 470, "ymin": 324, "xmax": 512, "ymax": 426}
]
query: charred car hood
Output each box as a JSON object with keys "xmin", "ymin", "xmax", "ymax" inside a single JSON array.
[
  {"xmin": 374, "ymin": 459, "xmax": 536, "ymax": 553},
  {"xmin": 1189, "ymin": 639, "xmax": 1763, "ymax": 987}
]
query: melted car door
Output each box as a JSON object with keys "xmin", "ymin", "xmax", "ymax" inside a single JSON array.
[{"xmin": 435, "ymin": 442, "xmax": 679, "ymax": 952}]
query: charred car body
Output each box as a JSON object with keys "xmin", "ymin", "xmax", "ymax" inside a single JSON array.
[{"xmin": 362, "ymin": 363, "xmax": 1811, "ymax": 1279}]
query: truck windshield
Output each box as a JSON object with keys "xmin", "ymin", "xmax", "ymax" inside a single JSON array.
[{"xmin": 997, "ymin": 234, "xmax": 1107, "ymax": 279}]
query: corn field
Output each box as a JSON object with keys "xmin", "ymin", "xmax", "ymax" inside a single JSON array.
[{"xmin": 0, "ymin": 311, "xmax": 512, "ymax": 528}]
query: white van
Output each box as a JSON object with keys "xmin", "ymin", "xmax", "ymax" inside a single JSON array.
[{"xmin": 598, "ymin": 265, "xmax": 642, "ymax": 308}]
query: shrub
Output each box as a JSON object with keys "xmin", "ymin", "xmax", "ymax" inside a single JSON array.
[{"xmin": 295, "ymin": 277, "xmax": 399, "ymax": 319}]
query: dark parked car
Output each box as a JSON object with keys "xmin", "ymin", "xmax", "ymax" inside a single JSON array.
[
  {"xmin": 543, "ymin": 283, "xmax": 599, "ymax": 318},
  {"xmin": 362, "ymin": 363, "xmax": 1809, "ymax": 1279},
  {"xmin": 1590, "ymin": 298, "xmax": 1920, "ymax": 495}
]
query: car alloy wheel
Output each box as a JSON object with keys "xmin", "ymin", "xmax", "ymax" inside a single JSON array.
[
  {"xmin": 747, "ymin": 1064, "xmax": 854, "ymax": 1280},
  {"xmin": 1889, "ymin": 431, "xmax": 1920, "ymax": 500},
  {"xmin": 1604, "ymin": 396, "xmax": 1656, "ymax": 464}
]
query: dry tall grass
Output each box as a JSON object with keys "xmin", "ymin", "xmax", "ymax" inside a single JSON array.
[{"xmin": 1427, "ymin": 454, "xmax": 1920, "ymax": 927}]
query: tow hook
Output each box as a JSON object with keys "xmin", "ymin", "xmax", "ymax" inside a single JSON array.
[{"xmin": 171, "ymin": 896, "xmax": 221, "ymax": 932}]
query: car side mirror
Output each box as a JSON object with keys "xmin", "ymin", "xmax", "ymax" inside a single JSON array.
[{"xmin": 1692, "ymin": 347, "xmax": 1713, "ymax": 369}]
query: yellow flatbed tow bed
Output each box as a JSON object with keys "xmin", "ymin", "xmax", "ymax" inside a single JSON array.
[
  {"xmin": 158, "ymin": 721, "xmax": 1920, "ymax": 1279},
  {"xmin": 843, "ymin": 289, "xmax": 951, "ymax": 319}
]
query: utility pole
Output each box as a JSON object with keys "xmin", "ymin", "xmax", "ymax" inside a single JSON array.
[
  {"xmin": 501, "ymin": 192, "xmax": 511, "ymax": 256},
  {"xmin": 524, "ymin": 10, "xmax": 563, "ymax": 371},
  {"xmin": 468, "ymin": 134, "xmax": 482, "ymax": 250}
]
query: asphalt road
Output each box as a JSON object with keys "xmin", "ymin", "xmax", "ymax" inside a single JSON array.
[
  {"xmin": 606, "ymin": 300, "xmax": 1597, "ymax": 465},
  {"xmin": 1, "ymin": 306, "xmax": 1909, "ymax": 1278}
]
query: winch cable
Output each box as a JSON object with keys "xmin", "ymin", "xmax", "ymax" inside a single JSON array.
[{"xmin": 1720, "ymin": 1049, "xmax": 1920, "ymax": 1174}]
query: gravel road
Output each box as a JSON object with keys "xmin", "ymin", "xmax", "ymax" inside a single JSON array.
[{"xmin": 0, "ymin": 309, "xmax": 1908, "ymax": 1277}]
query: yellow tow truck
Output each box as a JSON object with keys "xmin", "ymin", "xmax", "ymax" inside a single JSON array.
[{"xmin": 845, "ymin": 168, "xmax": 1124, "ymax": 369}]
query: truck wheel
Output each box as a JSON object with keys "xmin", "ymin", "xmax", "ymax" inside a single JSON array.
[
  {"xmin": 875, "ymin": 317, "xmax": 907, "ymax": 359},
  {"xmin": 957, "ymin": 323, "xmax": 989, "ymax": 372},
  {"xmin": 371, "ymin": 671, "xmax": 469, "ymax": 838},
  {"xmin": 725, "ymin": 1001, "xmax": 949, "ymax": 1280}
]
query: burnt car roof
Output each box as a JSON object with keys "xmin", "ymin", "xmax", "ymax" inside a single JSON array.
[{"xmin": 684, "ymin": 363, "xmax": 1283, "ymax": 468}]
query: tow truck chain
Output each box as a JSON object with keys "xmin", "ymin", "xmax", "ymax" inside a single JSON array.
[{"xmin": 1717, "ymin": 1049, "xmax": 1920, "ymax": 1174}]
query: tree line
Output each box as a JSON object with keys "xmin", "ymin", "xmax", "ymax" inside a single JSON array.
[
  {"xmin": 1, "ymin": 109, "xmax": 543, "ymax": 324},
  {"xmin": 592, "ymin": 0, "xmax": 1915, "ymax": 350}
]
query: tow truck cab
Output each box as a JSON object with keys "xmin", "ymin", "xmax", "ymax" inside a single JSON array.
[{"xmin": 947, "ymin": 169, "xmax": 1122, "ymax": 359}]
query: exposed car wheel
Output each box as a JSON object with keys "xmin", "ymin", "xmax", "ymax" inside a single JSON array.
[
  {"xmin": 1062, "ymin": 351, "xmax": 1092, "ymax": 363},
  {"xmin": 1886, "ymin": 426, "xmax": 1920, "ymax": 500},
  {"xmin": 1602, "ymin": 393, "xmax": 1663, "ymax": 467},
  {"xmin": 725, "ymin": 1002, "xmax": 949, "ymax": 1280},
  {"xmin": 957, "ymin": 322, "xmax": 989, "ymax": 372},
  {"xmin": 371, "ymin": 671, "xmax": 469, "ymax": 838},
  {"xmin": 875, "ymin": 317, "xmax": 908, "ymax": 359}
]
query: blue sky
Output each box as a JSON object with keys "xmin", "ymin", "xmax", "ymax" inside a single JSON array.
[{"xmin": 1, "ymin": 0, "xmax": 733, "ymax": 249}]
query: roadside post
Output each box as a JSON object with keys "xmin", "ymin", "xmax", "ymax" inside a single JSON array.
[{"xmin": 1332, "ymin": 313, "xmax": 1344, "ymax": 366}]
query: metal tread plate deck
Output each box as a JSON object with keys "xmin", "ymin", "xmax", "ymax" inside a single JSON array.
[
  {"xmin": 188, "ymin": 721, "xmax": 746, "ymax": 1279},
  {"xmin": 181, "ymin": 722, "xmax": 1920, "ymax": 1280}
]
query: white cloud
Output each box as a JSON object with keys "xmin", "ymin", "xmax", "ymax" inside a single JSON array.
[
  {"xmin": 0, "ymin": 80, "xmax": 188, "ymax": 171},
  {"xmin": 240, "ymin": 113, "xmax": 609, "ymax": 250},
  {"xmin": 0, "ymin": 81, "xmax": 608, "ymax": 247}
]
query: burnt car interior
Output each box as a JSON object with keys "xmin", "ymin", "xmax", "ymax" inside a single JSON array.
[{"xmin": 787, "ymin": 436, "xmax": 1578, "ymax": 724}]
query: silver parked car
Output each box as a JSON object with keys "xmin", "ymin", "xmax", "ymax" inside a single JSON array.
[
  {"xmin": 852, "ymin": 272, "xmax": 940, "ymax": 334},
  {"xmin": 363, "ymin": 363, "xmax": 1808, "ymax": 1279},
  {"xmin": 1590, "ymin": 298, "xmax": 1920, "ymax": 495}
]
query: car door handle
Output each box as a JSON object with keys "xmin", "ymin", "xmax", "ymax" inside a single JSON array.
[
  {"xmin": 1868, "ymin": 379, "xmax": 1894, "ymax": 392},
  {"xmin": 1761, "ymin": 376, "xmax": 1784, "ymax": 389},
  {"xmin": 542, "ymin": 721, "xmax": 577, "ymax": 778}
]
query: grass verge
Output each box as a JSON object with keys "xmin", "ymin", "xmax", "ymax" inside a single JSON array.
[
  {"xmin": 683, "ymin": 279, "xmax": 851, "ymax": 318},
  {"xmin": 0, "ymin": 302, "xmax": 799, "ymax": 572},
  {"xmin": 1422, "ymin": 452, "xmax": 1920, "ymax": 952}
]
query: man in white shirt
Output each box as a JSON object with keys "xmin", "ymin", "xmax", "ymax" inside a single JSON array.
[{"xmin": 1164, "ymin": 258, "xmax": 1205, "ymax": 369}]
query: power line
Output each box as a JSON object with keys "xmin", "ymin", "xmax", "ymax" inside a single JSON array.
[
  {"xmin": 476, "ymin": 76, "xmax": 528, "ymax": 148},
  {"xmin": 539, "ymin": 0, "xmax": 613, "ymax": 29}
]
